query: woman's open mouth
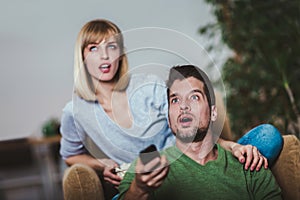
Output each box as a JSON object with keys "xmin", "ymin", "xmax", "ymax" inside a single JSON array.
[{"xmin": 99, "ymin": 64, "xmax": 111, "ymax": 73}]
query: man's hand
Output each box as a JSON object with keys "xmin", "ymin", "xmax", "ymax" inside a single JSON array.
[
  {"xmin": 135, "ymin": 155, "xmax": 169, "ymax": 191},
  {"xmin": 124, "ymin": 155, "xmax": 169, "ymax": 200},
  {"xmin": 231, "ymin": 143, "xmax": 268, "ymax": 171}
]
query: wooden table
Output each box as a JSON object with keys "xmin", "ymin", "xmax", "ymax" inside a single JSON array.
[{"xmin": 28, "ymin": 135, "xmax": 63, "ymax": 200}]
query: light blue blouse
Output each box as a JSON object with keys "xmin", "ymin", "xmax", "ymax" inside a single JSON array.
[{"xmin": 60, "ymin": 74, "xmax": 175, "ymax": 164}]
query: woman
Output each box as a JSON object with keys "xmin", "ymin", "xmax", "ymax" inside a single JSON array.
[{"xmin": 60, "ymin": 19, "xmax": 283, "ymax": 199}]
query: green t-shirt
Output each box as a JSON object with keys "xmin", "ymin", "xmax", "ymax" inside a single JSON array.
[{"xmin": 118, "ymin": 144, "xmax": 282, "ymax": 200}]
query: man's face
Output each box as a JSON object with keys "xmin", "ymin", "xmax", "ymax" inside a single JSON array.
[{"xmin": 168, "ymin": 77, "xmax": 212, "ymax": 143}]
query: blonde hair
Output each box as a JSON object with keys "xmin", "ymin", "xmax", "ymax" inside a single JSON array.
[{"xmin": 73, "ymin": 19, "xmax": 130, "ymax": 101}]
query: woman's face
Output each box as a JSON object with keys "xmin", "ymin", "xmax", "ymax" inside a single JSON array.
[{"xmin": 83, "ymin": 36, "xmax": 121, "ymax": 84}]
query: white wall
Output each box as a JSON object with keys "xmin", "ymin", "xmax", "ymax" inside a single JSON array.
[{"xmin": 0, "ymin": 0, "xmax": 228, "ymax": 140}]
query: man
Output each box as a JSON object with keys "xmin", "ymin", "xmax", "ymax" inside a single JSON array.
[{"xmin": 117, "ymin": 65, "xmax": 282, "ymax": 200}]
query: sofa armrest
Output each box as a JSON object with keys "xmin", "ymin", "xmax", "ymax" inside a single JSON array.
[
  {"xmin": 271, "ymin": 135, "xmax": 300, "ymax": 200},
  {"xmin": 214, "ymin": 91, "xmax": 234, "ymax": 141}
]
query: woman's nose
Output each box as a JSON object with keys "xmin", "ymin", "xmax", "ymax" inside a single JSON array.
[{"xmin": 101, "ymin": 50, "xmax": 109, "ymax": 60}]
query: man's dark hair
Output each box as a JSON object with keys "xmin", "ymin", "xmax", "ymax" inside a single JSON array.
[{"xmin": 166, "ymin": 65, "xmax": 215, "ymax": 109}]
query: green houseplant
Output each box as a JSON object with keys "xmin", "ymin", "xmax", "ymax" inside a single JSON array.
[
  {"xmin": 42, "ymin": 118, "xmax": 60, "ymax": 137},
  {"xmin": 199, "ymin": 0, "xmax": 300, "ymax": 139}
]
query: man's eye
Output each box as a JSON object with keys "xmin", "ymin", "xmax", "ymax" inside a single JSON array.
[
  {"xmin": 89, "ymin": 46, "xmax": 98, "ymax": 52},
  {"xmin": 171, "ymin": 98, "xmax": 179, "ymax": 104}
]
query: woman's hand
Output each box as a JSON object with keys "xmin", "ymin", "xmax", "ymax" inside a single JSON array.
[
  {"xmin": 103, "ymin": 166, "xmax": 123, "ymax": 186},
  {"xmin": 98, "ymin": 158, "xmax": 122, "ymax": 186},
  {"xmin": 231, "ymin": 143, "xmax": 268, "ymax": 171}
]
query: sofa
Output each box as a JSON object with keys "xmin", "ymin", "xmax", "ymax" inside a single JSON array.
[
  {"xmin": 215, "ymin": 92, "xmax": 300, "ymax": 200},
  {"xmin": 271, "ymin": 135, "xmax": 300, "ymax": 200},
  {"xmin": 63, "ymin": 93, "xmax": 300, "ymax": 200}
]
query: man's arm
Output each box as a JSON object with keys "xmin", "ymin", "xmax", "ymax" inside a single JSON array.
[
  {"xmin": 249, "ymin": 168, "xmax": 282, "ymax": 200},
  {"xmin": 122, "ymin": 179, "xmax": 151, "ymax": 200},
  {"xmin": 119, "ymin": 156, "xmax": 169, "ymax": 200}
]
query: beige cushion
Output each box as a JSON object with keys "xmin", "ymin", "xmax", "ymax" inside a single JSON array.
[
  {"xmin": 271, "ymin": 135, "xmax": 300, "ymax": 200},
  {"xmin": 63, "ymin": 164, "xmax": 104, "ymax": 200},
  {"xmin": 214, "ymin": 91, "xmax": 234, "ymax": 141}
]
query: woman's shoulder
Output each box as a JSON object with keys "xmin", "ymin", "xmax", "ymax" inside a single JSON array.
[
  {"xmin": 62, "ymin": 101, "xmax": 73, "ymax": 113},
  {"xmin": 127, "ymin": 74, "xmax": 166, "ymax": 97},
  {"xmin": 62, "ymin": 95, "xmax": 95, "ymax": 113},
  {"xmin": 130, "ymin": 73, "xmax": 166, "ymax": 86},
  {"xmin": 128, "ymin": 73, "xmax": 166, "ymax": 93}
]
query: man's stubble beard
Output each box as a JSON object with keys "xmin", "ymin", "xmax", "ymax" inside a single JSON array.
[{"xmin": 175, "ymin": 125, "xmax": 209, "ymax": 143}]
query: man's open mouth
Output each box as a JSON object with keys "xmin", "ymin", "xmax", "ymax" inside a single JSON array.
[{"xmin": 180, "ymin": 117, "xmax": 192, "ymax": 123}]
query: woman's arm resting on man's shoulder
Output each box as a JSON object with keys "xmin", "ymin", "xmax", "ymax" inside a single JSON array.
[{"xmin": 218, "ymin": 138, "xmax": 268, "ymax": 171}]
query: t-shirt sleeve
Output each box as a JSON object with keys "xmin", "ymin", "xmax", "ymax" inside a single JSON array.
[
  {"xmin": 59, "ymin": 102, "xmax": 88, "ymax": 160},
  {"xmin": 249, "ymin": 169, "xmax": 282, "ymax": 200},
  {"xmin": 117, "ymin": 161, "xmax": 137, "ymax": 200}
]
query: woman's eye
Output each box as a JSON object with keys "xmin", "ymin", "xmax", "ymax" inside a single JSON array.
[
  {"xmin": 108, "ymin": 44, "xmax": 117, "ymax": 50},
  {"xmin": 191, "ymin": 95, "xmax": 199, "ymax": 101},
  {"xmin": 89, "ymin": 46, "xmax": 98, "ymax": 52}
]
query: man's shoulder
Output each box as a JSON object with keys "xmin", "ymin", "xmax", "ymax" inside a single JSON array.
[
  {"xmin": 216, "ymin": 144, "xmax": 236, "ymax": 161},
  {"xmin": 162, "ymin": 146, "xmax": 180, "ymax": 158},
  {"xmin": 216, "ymin": 144, "xmax": 247, "ymax": 170},
  {"xmin": 217, "ymin": 144, "xmax": 275, "ymax": 177}
]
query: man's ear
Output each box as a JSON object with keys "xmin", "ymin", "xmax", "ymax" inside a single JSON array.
[{"xmin": 211, "ymin": 105, "xmax": 217, "ymax": 122}]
